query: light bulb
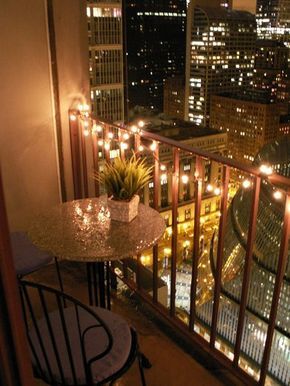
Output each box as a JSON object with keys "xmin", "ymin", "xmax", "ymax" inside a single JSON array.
[
  {"xmin": 181, "ymin": 175, "xmax": 189, "ymax": 184},
  {"xmin": 260, "ymin": 164, "xmax": 273, "ymax": 175},
  {"xmin": 107, "ymin": 132, "xmax": 114, "ymax": 139},
  {"xmin": 206, "ymin": 184, "xmax": 213, "ymax": 192},
  {"xmin": 273, "ymin": 190, "xmax": 283, "ymax": 200},
  {"xmin": 70, "ymin": 114, "xmax": 77, "ymax": 121},
  {"xmin": 123, "ymin": 133, "xmax": 130, "ymax": 140},
  {"xmin": 160, "ymin": 164, "xmax": 167, "ymax": 171},
  {"xmin": 150, "ymin": 142, "xmax": 157, "ymax": 151},
  {"xmin": 214, "ymin": 187, "xmax": 221, "ymax": 196},
  {"xmin": 98, "ymin": 140, "xmax": 103, "ymax": 146},
  {"xmin": 242, "ymin": 179, "xmax": 251, "ymax": 189},
  {"xmin": 121, "ymin": 142, "xmax": 128, "ymax": 150},
  {"xmin": 138, "ymin": 120, "xmax": 145, "ymax": 128},
  {"xmin": 131, "ymin": 125, "xmax": 138, "ymax": 133},
  {"xmin": 104, "ymin": 142, "xmax": 110, "ymax": 151},
  {"xmin": 138, "ymin": 145, "xmax": 144, "ymax": 152},
  {"xmin": 83, "ymin": 129, "xmax": 90, "ymax": 137}
]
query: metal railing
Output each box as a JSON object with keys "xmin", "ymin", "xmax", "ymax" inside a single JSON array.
[{"xmin": 69, "ymin": 107, "xmax": 290, "ymax": 386}]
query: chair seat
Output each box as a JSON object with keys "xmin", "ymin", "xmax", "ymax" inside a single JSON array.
[
  {"xmin": 29, "ymin": 306, "xmax": 132, "ymax": 385},
  {"xmin": 10, "ymin": 232, "xmax": 53, "ymax": 276}
]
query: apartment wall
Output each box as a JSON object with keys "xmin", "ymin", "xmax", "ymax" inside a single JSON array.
[{"xmin": 0, "ymin": 0, "xmax": 89, "ymax": 230}]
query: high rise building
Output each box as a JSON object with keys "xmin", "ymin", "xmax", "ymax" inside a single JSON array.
[
  {"xmin": 253, "ymin": 40, "xmax": 290, "ymax": 114},
  {"xmin": 125, "ymin": 0, "xmax": 187, "ymax": 112},
  {"xmin": 256, "ymin": 0, "xmax": 290, "ymax": 48},
  {"xmin": 87, "ymin": 1, "xmax": 124, "ymax": 122},
  {"xmin": 185, "ymin": 5, "xmax": 256, "ymax": 126},
  {"xmin": 163, "ymin": 76, "xmax": 185, "ymax": 119},
  {"xmin": 210, "ymin": 93, "xmax": 281, "ymax": 163}
]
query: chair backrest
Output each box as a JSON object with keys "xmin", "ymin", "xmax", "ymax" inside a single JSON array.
[{"xmin": 19, "ymin": 280, "xmax": 113, "ymax": 386}]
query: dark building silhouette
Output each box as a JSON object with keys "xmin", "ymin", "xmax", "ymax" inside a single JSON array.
[{"xmin": 125, "ymin": 0, "xmax": 187, "ymax": 112}]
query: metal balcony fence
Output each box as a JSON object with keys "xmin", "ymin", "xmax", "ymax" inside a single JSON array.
[{"xmin": 69, "ymin": 106, "xmax": 290, "ymax": 386}]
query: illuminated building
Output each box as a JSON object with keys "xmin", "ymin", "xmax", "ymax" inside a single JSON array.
[
  {"xmin": 125, "ymin": 0, "xmax": 187, "ymax": 111},
  {"xmin": 253, "ymin": 40, "xmax": 290, "ymax": 114},
  {"xmin": 210, "ymin": 93, "xmax": 281, "ymax": 163},
  {"xmin": 256, "ymin": 0, "xmax": 290, "ymax": 48},
  {"xmin": 198, "ymin": 137, "xmax": 290, "ymax": 385},
  {"xmin": 87, "ymin": 1, "xmax": 124, "ymax": 121},
  {"xmin": 185, "ymin": 5, "xmax": 256, "ymax": 126},
  {"xmin": 163, "ymin": 76, "xmax": 185, "ymax": 119},
  {"xmin": 138, "ymin": 118, "xmax": 227, "ymax": 210}
]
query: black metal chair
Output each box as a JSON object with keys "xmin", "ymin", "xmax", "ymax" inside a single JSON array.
[
  {"xmin": 11, "ymin": 231, "xmax": 64, "ymax": 292},
  {"xmin": 19, "ymin": 280, "xmax": 147, "ymax": 386}
]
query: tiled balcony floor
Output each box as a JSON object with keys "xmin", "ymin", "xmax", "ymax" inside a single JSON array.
[{"xmin": 28, "ymin": 261, "xmax": 244, "ymax": 386}]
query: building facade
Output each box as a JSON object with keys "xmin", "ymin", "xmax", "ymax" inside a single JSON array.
[
  {"xmin": 256, "ymin": 0, "xmax": 290, "ymax": 48},
  {"xmin": 185, "ymin": 5, "xmax": 256, "ymax": 126},
  {"xmin": 87, "ymin": 1, "xmax": 124, "ymax": 122},
  {"xmin": 210, "ymin": 93, "xmax": 281, "ymax": 163},
  {"xmin": 163, "ymin": 76, "xmax": 186, "ymax": 119},
  {"xmin": 253, "ymin": 40, "xmax": 290, "ymax": 114},
  {"xmin": 125, "ymin": 0, "xmax": 187, "ymax": 112}
]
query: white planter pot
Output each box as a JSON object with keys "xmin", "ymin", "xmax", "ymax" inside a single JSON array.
[{"xmin": 108, "ymin": 195, "xmax": 140, "ymax": 222}]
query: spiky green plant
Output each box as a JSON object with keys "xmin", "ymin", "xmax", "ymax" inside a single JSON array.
[{"xmin": 94, "ymin": 154, "xmax": 153, "ymax": 200}]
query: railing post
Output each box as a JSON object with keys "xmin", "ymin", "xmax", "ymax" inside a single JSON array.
[
  {"xmin": 80, "ymin": 119, "xmax": 89, "ymax": 198},
  {"xmin": 189, "ymin": 156, "xmax": 202, "ymax": 330},
  {"xmin": 68, "ymin": 110, "xmax": 83, "ymax": 199},
  {"xmin": 210, "ymin": 165, "xmax": 230, "ymax": 347},
  {"xmin": 233, "ymin": 176, "xmax": 261, "ymax": 364},
  {"xmin": 170, "ymin": 148, "xmax": 179, "ymax": 316},
  {"xmin": 91, "ymin": 130, "xmax": 100, "ymax": 197},
  {"xmin": 259, "ymin": 193, "xmax": 290, "ymax": 385},
  {"xmin": 153, "ymin": 144, "xmax": 159, "ymax": 303}
]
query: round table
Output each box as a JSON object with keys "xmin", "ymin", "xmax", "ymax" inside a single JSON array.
[{"xmin": 29, "ymin": 196, "xmax": 165, "ymax": 308}]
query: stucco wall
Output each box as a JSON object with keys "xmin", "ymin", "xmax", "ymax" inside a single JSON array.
[{"xmin": 0, "ymin": 0, "xmax": 89, "ymax": 230}]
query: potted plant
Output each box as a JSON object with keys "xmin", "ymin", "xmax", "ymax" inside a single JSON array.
[{"xmin": 94, "ymin": 154, "xmax": 153, "ymax": 222}]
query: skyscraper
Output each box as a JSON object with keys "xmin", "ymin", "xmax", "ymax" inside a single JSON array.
[
  {"xmin": 125, "ymin": 0, "xmax": 187, "ymax": 112},
  {"xmin": 87, "ymin": 1, "xmax": 124, "ymax": 122},
  {"xmin": 185, "ymin": 5, "xmax": 256, "ymax": 126},
  {"xmin": 256, "ymin": 0, "xmax": 290, "ymax": 48}
]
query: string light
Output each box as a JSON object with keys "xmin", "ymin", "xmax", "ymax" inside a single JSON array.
[
  {"xmin": 83, "ymin": 129, "xmax": 90, "ymax": 137},
  {"xmin": 104, "ymin": 142, "xmax": 110, "ymax": 151},
  {"xmin": 138, "ymin": 120, "xmax": 145, "ymax": 128},
  {"xmin": 130, "ymin": 125, "xmax": 138, "ymax": 133},
  {"xmin": 77, "ymin": 104, "xmax": 83, "ymax": 111},
  {"xmin": 83, "ymin": 120, "xmax": 89, "ymax": 128},
  {"xmin": 107, "ymin": 132, "xmax": 114, "ymax": 139},
  {"xmin": 83, "ymin": 104, "xmax": 90, "ymax": 111},
  {"xmin": 273, "ymin": 190, "xmax": 283, "ymax": 200},
  {"xmin": 123, "ymin": 133, "xmax": 130, "ymax": 140},
  {"xmin": 93, "ymin": 124, "xmax": 103, "ymax": 133},
  {"xmin": 98, "ymin": 139, "xmax": 104, "ymax": 146},
  {"xmin": 242, "ymin": 179, "xmax": 251, "ymax": 189},
  {"xmin": 160, "ymin": 164, "xmax": 167, "ymax": 171},
  {"xmin": 260, "ymin": 164, "xmax": 273, "ymax": 175},
  {"xmin": 138, "ymin": 145, "xmax": 144, "ymax": 152},
  {"xmin": 120, "ymin": 142, "xmax": 128, "ymax": 150},
  {"xmin": 181, "ymin": 175, "xmax": 189, "ymax": 184},
  {"xmin": 214, "ymin": 187, "xmax": 221, "ymax": 196},
  {"xmin": 206, "ymin": 184, "xmax": 213, "ymax": 192},
  {"xmin": 160, "ymin": 173, "xmax": 167, "ymax": 182},
  {"xmin": 70, "ymin": 114, "xmax": 77, "ymax": 121},
  {"xmin": 150, "ymin": 142, "xmax": 157, "ymax": 151}
]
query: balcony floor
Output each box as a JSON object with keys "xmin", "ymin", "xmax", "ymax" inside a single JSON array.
[{"xmin": 28, "ymin": 261, "xmax": 244, "ymax": 386}]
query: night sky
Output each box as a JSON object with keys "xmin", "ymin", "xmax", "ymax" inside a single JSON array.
[{"xmin": 233, "ymin": 0, "xmax": 256, "ymax": 13}]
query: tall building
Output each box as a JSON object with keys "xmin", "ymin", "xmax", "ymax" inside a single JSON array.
[
  {"xmin": 125, "ymin": 0, "xmax": 187, "ymax": 112},
  {"xmin": 256, "ymin": 0, "xmax": 290, "ymax": 48},
  {"xmin": 185, "ymin": 5, "xmax": 256, "ymax": 126},
  {"xmin": 163, "ymin": 76, "xmax": 185, "ymax": 119},
  {"xmin": 87, "ymin": 1, "xmax": 124, "ymax": 121},
  {"xmin": 210, "ymin": 93, "xmax": 281, "ymax": 163},
  {"xmin": 253, "ymin": 40, "xmax": 290, "ymax": 114}
]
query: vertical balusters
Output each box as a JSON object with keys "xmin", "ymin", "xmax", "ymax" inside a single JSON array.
[
  {"xmin": 153, "ymin": 144, "xmax": 160, "ymax": 303},
  {"xmin": 259, "ymin": 193, "xmax": 290, "ymax": 385},
  {"xmin": 189, "ymin": 156, "xmax": 202, "ymax": 330},
  {"xmin": 170, "ymin": 148, "xmax": 180, "ymax": 316},
  {"xmin": 210, "ymin": 165, "xmax": 230, "ymax": 347},
  {"xmin": 234, "ymin": 176, "xmax": 261, "ymax": 364}
]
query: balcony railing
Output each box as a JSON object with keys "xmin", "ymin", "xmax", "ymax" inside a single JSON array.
[{"xmin": 68, "ymin": 106, "xmax": 290, "ymax": 386}]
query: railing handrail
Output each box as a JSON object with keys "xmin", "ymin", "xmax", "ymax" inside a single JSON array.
[{"xmin": 91, "ymin": 115, "xmax": 290, "ymax": 190}]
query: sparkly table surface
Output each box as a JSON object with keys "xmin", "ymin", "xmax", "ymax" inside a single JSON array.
[{"xmin": 28, "ymin": 197, "xmax": 166, "ymax": 262}]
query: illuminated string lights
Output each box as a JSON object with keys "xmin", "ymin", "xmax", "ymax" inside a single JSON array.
[
  {"xmin": 242, "ymin": 179, "xmax": 252, "ymax": 189},
  {"xmin": 70, "ymin": 114, "xmax": 77, "ymax": 121},
  {"xmin": 107, "ymin": 132, "xmax": 114, "ymax": 139},
  {"xmin": 181, "ymin": 175, "xmax": 189, "ymax": 184},
  {"xmin": 123, "ymin": 133, "xmax": 130, "ymax": 140},
  {"xmin": 150, "ymin": 142, "xmax": 157, "ymax": 151},
  {"xmin": 214, "ymin": 187, "xmax": 221, "ymax": 196},
  {"xmin": 206, "ymin": 184, "xmax": 213, "ymax": 192},
  {"xmin": 138, "ymin": 145, "xmax": 144, "ymax": 152},
  {"xmin": 273, "ymin": 190, "xmax": 283, "ymax": 200},
  {"xmin": 120, "ymin": 142, "xmax": 128, "ymax": 150},
  {"xmin": 160, "ymin": 164, "xmax": 167, "ymax": 171},
  {"xmin": 260, "ymin": 164, "xmax": 273, "ymax": 175}
]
